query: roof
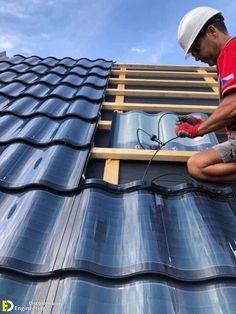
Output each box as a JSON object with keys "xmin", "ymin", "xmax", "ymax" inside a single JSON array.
[{"xmin": 0, "ymin": 56, "xmax": 236, "ymax": 313}]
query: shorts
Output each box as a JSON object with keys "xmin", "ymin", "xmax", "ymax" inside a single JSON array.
[{"xmin": 212, "ymin": 139, "xmax": 236, "ymax": 163}]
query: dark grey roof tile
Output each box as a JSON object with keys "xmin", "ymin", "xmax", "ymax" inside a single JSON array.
[
  {"xmin": 0, "ymin": 71, "xmax": 17, "ymax": 82},
  {"xmin": 40, "ymin": 57, "xmax": 58, "ymax": 67},
  {"xmin": 17, "ymin": 73, "xmax": 38, "ymax": 83},
  {"xmin": 57, "ymin": 58, "xmax": 77, "ymax": 67},
  {"xmin": 62, "ymin": 184, "xmax": 236, "ymax": 280},
  {"xmin": 39, "ymin": 73, "xmax": 61, "ymax": 85},
  {"xmin": 22, "ymin": 56, "xmax": 42, "ymax": 65},
  {"xmin": 69, "ymin": 66, "xmax": 111, "ymax": 77},
  {"xmin": 0, "ymin": 143, "xmax": 89, "ymax": 191},
  {"xmin": 69, "ymin": 66, "xmax": 89, "ymax": 76},
  {"xmin": 76, "ymin": 85, "xmax": 105, "ymax": 101},
  {"xmin": 7, "ymin": 55, "xmax": 25, "ymax": 64},
  {"xmin": 0, "ymin": 115, "xmax": 96, "ymax": 147},
  {"xmin": 75, "ymin": 58, "xmax": 113, "ymax": 69},
  {"xmin": 11, "ymin": 64, "xmax": 30, "ymax": 72},
  {"xmin": 49, "ymin": 66, "xmax": 68, "ymax": 75},
  {"xmin": 0, "ymin": 274, "xmax": 50, "ymax": 308},
  {"xmin": 0, "ymin": 62, "xmax": 11, "ymax": 71},
  {"xmin": 61, "ymin": 75, "xmax": 107, "ymax": 88},
  {"xmin": 51, "ymin": 85, "xmax": 77, "ymax": 98},
  {"xmin": 53, "ymin": 278, "xmax": 236, "ymax": 314},
  {"xmin": 25, "ymin": 84, "xmax": 51, "ymax": 97},
  {"xmin": 61, "ymin": 74, "xmax": 85, "ymax": 86},
  {"xmin": 0, "ymin": 190, "xmax": 75, "ymax": 272},
  {"xmin": 0, "ymin": 97, "xmax": 101, "ymax": 120},
  {"xmin": 30, "ymin": 65, "xmax": 48, "ymax": 74},
  {"xmin": 0, "ymin": 82, "xmax": 26, "ymax": 97}
]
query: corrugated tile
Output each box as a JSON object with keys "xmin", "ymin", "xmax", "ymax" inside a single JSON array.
[
  {"xmin": 0, "ymin": 115, "xmax": 96, "ymax": 147},
  {"xmin": 0, "ymin": 97, "xmax": 101, "ymax": 120},
  {"xmin": 39, "ymin": 73, "xmax": 61, "ymax": 84},
  {"xmin": 0, "ymin": 143, "xmax": 89, "ymax": 191},
  {"xmin": 0, "ymin": 190, "xmax": 75, "ymax": 272},
  {"xmin": 62, "ymin": 182, "xmax": 236, "ymax": 280},
  {"xmin": 0, "ymin": 82, "xmax": 26, "ymax": 97},
  {"xmin": 110, "ymin": 111, "xmax": 219, "ymax": 151},
  {"xmin": 76, "ymin": 85, "xmax": 105, "ymax": 101},
  {"xmin": 0, "ymin": 274, "xmax": 50, "ymax": 308},
  {"xmin": 53, "ymin": 278, "xmax": 236, "ymax": 314},
  {"xmin": 0, "ymin": 71, "xmax": 17, "ymax": 82},
  {"xmin": 69, "ymin": 66, "xmax": 111, "ymax": 78}
]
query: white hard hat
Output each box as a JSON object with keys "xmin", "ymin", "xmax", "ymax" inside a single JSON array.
[{"xmin": 178, "ymin": 6, "xmax": 221, "ymax": 58}]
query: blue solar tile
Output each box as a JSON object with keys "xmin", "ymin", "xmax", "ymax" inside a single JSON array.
[
  {"xmin": 7, "ymin": 55, "xmax": 25, "ymax": 64},
  {"xmin": 25, "ymin": 84, "xmax": 50, "ymax": 97},
  {"xmin": 23, "ymin": 56, "xmax": 42, "ymax": 65},
  {"xmin": 0, "ymin": 62, "xmax": 11, "ymax": 71},
  {"xmin": 76, "ymin": 86, "xmax": 105, "ymax": 101},
  {"xmin": 0, "ymin": 190, "xmax": 75, "ymax": 271},
  {"xmin": 0, "ymin": 97, "xmax": 101, "ymax": 120},
  {"xmin": 40, "ymin": 57, "xmax": 58, "ymax": 67},
  {"xmin": 0, "ymin": 71, "xmax": 17, "ymax": 81},
  {"xmin": 11, "ymin": 64, "xmax": 30, "ymax": 72},
  {"xmin": 30, "ymin": 65, "xmax": 48, "ymax": 74},
  {"xmin": 17, "ymin": 73, "xmax": 38, "ymax": 83},
  {"xmin": 0, "ymin": 143, "xmax": 89, "ymax": 191},
  {"xmin": 51, "ymin": 85, "xmax": 77, "ymax": 98},
  {"xmin": 0, "ymin": 115, "xmax": 96, "ymax": 147},
  {"xmin": 75, "ymin": 58, "xmax": 113, "ymax": 69},
  {"xmin": 53, "ymin": 278, "xmax": 236, "ymax": 314},
  {"xmin": 57, "ymin": 58, "xmax": 77, "ymax": 67},
  {"xmin": 49, "ymin": 66, "xmax": 68, "ymax": 75},
  {"xmin": 61, "ymin": 74, "xmax": 85, "ymax": 86},
  {"xmin": 110, "ymin": 111, "xmax": 219, "ymax": 151},
  {"xmin": 0, "ymin": 82, "xmax": 26, "ymax": 97},
  {"xmin": 63, "ymin": 185, "xmax": 236, "ymax": 280},
  {"xmin": 0, "ymin": 274, "xmax": 50, "ymax": 310},
  {"xmin": 39, "ymin": 73, "xmax": 61, "ymax": 84}
]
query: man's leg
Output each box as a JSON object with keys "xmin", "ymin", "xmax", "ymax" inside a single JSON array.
[{"xmin": 187, "ymin": 148, "xmax": 236, "ymax": 182}]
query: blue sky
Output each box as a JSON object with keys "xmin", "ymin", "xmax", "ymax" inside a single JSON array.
[{"xmin": 0, "ymin": 0, "xmax": 235, "ymax": 65}]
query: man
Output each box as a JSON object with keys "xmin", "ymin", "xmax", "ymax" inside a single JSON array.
[{"xmin": 176, "ymin": 6, "xmax": 236, "ymax": 182}]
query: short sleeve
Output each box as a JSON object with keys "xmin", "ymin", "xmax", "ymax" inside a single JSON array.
[{"xmin": 217, "ymin": 39, "xmax": 236, "ymax": 97}]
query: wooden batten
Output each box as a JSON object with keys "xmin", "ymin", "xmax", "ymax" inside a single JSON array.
[
  {"xmin": 94, "ymin": 63, "xmax": 219, "ymax": 182},
  {"xmin": 112, "ymin": 69, "xmax": 217, "ymax": 79},
  {"xmin": 106, "ymin": 88, "xmax": 218, "ymax": 99},
  {"xmin": 103, "ymin": 159, "xmax": 120, "ymax": 184},
  {"xmin": 102, "ymin": 102, "xmax": 217, "ymax": 113},
  {"xmin": 91, "ymin": 148, "xmax": 194, "ymax": 162}
]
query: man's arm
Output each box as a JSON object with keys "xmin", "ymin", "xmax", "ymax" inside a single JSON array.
[{"xmin": 198, "ymin": 92, "xmax": 236, "ymax": 135}]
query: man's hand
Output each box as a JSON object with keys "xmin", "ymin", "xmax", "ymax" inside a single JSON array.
[
  {"xmin": 176, "ymin": 114, "xmax": 204, "ymax": 126},
  {"xmin": 175, "ymin": 122, "xmax": 201, "ymax": 138}
]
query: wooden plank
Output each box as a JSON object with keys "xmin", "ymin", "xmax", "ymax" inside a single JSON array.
[
  {"xmin": 116, "ymin": 63, "xmax": 216, "ymax": 72},
  {"xmin": 98, "ymin": 120, "xmax": 112, "ymax": 130},
  {"xmin": 110, "ymin": 78, "xmax": 218, "ymax": 88},
  {"xmin": 197, "ymin": 69, "xmax": 219, "ymax": 93},
  {"xmin": 116, "ymin": 66, "xmax": 126, "ymax": 103},
  {"xmin": 103, "ymin": 159, "xmax": 120, "ymax": 184},
  {"xmin": 112, "ymin": 69, "xmax": 217, "ymax": 78},
  {"xmin": 106, "ymin": 88, "xmax": 218, "ymax": 99},
  {"xmin": 103, "ymin": 102, "xmax": 217, "ymax": 113},
  {"xmin": 91, "ymin": 147, "xmax": 194, "ymax": 162}
]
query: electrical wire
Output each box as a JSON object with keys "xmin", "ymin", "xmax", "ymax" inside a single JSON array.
[
  {"xmin": 151, "ymin": 173, "xmax": 197, "ymax": 184},
  {"xmin": 136, "ymin": 128, "xmax": 153, "ymax": 150},
  {"xmin": 140, "ymin": 112, "xmax": 180, "ymax": 181}
]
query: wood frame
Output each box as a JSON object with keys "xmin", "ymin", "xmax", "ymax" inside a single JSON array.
[{"xmin": 92, "ymin": 63, "xmax": 218, "ymax": 184}]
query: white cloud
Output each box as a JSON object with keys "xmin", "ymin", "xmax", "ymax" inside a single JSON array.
[
  {"xmin": 0, "ymin": 34, "xmax": 33, "ymax": 56},
  {"xmin": 131, "ymin": 47, "xmax": 147, "ymax": 54}
]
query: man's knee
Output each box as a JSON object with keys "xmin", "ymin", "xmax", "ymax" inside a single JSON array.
[{"xmin": 187, "ymin": 155, "xmax": 203, "ymax": 179}]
